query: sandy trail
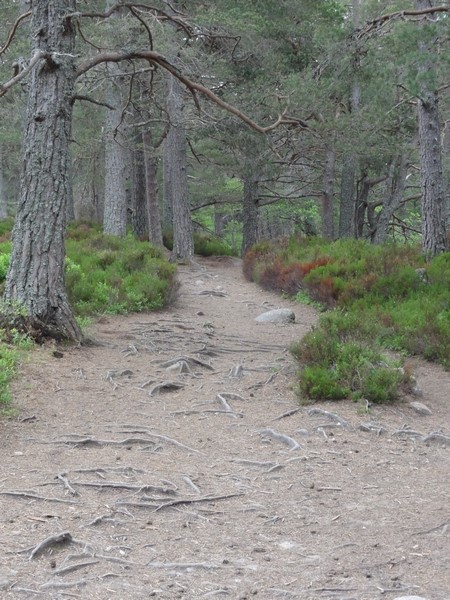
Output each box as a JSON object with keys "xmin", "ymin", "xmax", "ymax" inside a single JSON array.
[{"xmin": 0, "ymin": 256, "xmax": 449, "ymax": 600}]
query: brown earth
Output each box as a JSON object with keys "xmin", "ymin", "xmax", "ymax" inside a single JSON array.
[{"xmin": 0, "ymin": 257, "xmax": 449, "ymax": 600}]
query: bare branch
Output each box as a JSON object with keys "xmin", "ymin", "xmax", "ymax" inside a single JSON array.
[
  {"xmin": 0, "ymin": 10, "xmax": 31, "ymax": 57},
  {"xmin": 76, "ymin": 50, "xmax": 308, "ymax": 134},
  {"xmin": 73, "ymin": 3, "xmax": 193, "ymax": 37},
  {"xmin": 0, "ymin": 50, "xmax": 48, "ymax": 98},
  {"xmin": 357, "ymin": 6, "xmax": 449, "ymax": 39},
  {"xmin": 72, "ymin": 94, "xmax": 115, "ymax": 110}
]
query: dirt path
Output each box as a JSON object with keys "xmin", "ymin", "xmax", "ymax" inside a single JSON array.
[{"xmin": 1, "ymin": 257, "xmax": 449, "ymax": 600}]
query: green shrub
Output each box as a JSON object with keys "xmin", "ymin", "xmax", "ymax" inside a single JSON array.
[
  {"xmin": 0, "ymin": 253, "xmax": 10, "ymax": 280},
  {"xmin": 246, "ymin": 236, "xmax": 449, "ymax": 373},
  {"xmin": 362, "ymin": 368, "xmax": 402, "ymax": 404},
  {"xmin": 163, "ymin": 230, "xmax": 236, "ymax": 257},
  {"xmin": 65, "ymin": 228, "xmax": 176, "ymax": 316},
  {"xmin": 193, "ymin": 233, "xmax": 236, "ymax": 257},
  {"xmin": 298, "ymin": 366, "xmax": 349, "ymax": 401}
]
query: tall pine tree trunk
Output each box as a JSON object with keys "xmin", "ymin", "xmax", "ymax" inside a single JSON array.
[
  {"xmin": 130, "ymin": 139, "xmax": 148, "ymax": 238},
  {"xmin": 0, "ymin": 146, "xmax": 7, "ymax": 220},
  {"xmin": 416, "ymin": 0, "xmax": 448, "ymax": 255},
  {"xmin": 373, "ymin": 152, "xmax": 408, "ymax": 244},
  {"xmin": 322, "ymin": 146, "xmax": 336, "ymax": 239},
  {"xmin": 103, "ymin": 62, "xmax": 128, "ymax": 236},
  {"xmin": 241, "ymin": 173, "xmax": 260, "ymax": 256},
  {"xmin": 143, "ymin": 129, "xmax": 163, "ymax": 246},
  {"xmin": 338, "ymin": 0, "xmax": 361, "ymax": 239},
  {"xmin": 165, "ymin": 76, "xmax": 193, "ymax": 260},
  {"xmin": 3, "ymin": 0, "xmax": 82, "ymax": 342}
]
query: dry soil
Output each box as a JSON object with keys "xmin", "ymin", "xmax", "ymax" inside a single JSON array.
[{"xmin": 0, "ymin": 257, "xmax": 449, "ymax": 600}]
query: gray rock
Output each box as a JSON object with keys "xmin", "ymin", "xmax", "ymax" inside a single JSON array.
[
  {"xmin": 255, "ymin": 308, "xmax": 295, "ymax": 324},
  {"xmin": 409, "ymin": 401, "xmax": 432, "ymax": 416}
]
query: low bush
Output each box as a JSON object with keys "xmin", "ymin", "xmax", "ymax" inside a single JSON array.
[
  {"xmin": 163, "ymin": 230, "xmax": 236, "ymax": 257},
  {"xmin": 65, "ymin": 230, "xmax": 177, "ymax": 316},
  {"xmin": 245, "ymin": 235, "xmax": 449, "ymax": 402}
]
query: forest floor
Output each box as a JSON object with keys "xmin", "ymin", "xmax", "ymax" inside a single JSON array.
[{"xmin": 0, "ymin": 256, "xmax": 449, "ymax": 600}]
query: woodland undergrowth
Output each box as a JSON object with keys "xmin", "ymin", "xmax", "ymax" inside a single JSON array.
[
  {"xmin": 0, "ymin": 220, "xmax": 179, "ymax": 412},
  {"xmin": 244, "ymin": 236, "xmax": 449, "ymax": 404}
]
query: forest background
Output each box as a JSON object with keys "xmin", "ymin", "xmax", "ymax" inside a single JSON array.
[{"xmin": 0, "ymin": 0, "xmax": 448, "ymax": 404}]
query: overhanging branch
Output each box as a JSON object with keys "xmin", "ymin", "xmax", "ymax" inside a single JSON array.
[
  {"xmin": 357, "ymin": 6, "xmax": 449, "ymax": 38},
  {"xmin": 76, "ymin": 50, "xmax": 308, "ymax": 134},
  {"xmin": 0, "ymin": 10, "xmax": 31, "ymax": 57},
  {"xmin": 0, "ymin": 50, "xmax": 48, "ymax": 98}
]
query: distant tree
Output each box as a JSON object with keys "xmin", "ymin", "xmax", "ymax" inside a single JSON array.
[{"xmin": 1, "ymin": 0, "xmax": 296, "ymax": 340}]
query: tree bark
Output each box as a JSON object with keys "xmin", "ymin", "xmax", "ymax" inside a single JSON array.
[
  {"xmin": 165, "ymin": 75, "xmax": 194, "ymax": 260},
  {"xmin": 3, "ymin": 0, "xmax": 82, "ymax": 342},
  {"xmin": 143, "ymin": 129, "xmax": 163, "ymax": 246},
  {"xmin": 373, "ymin": 152, "xmax": 408, "ymax": 244},
  {"xmin": 338, "ymin": 0, "xmax": 361, "ymax": 239},
  {"xmin": 338, "ymin": 154, "xmax": 356, "ymax": 237},
  {"xmin": 241, "ymin": 173, "xmax": 260, "ymax": 255},
  {"xmin": 130, "ymin": 139, "xmax": 148, "ymax": 238},
  {"xmin": 322, "ymin": 146, "xmax": 336, "ymax": 239},
  {"xmin": 416, "ymin": 0, "xmax": 448, "ymax": 256},
  {"xmin": 103, "ymin": 62, "xmax": 128, "ymax": 236},
  {"xmin": 0, "ymin": 146, "xmax": 7, "ymax": 220}
]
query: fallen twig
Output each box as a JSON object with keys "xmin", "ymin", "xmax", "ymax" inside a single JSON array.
[
  {"xmin": 53, "ymin": 560, "xmax": 99, "ymax": 576},
  {"xmin": 216, "ymin": 393, "xmax": 237, "ymax": 417},
  {"xmin": 392, "ymin": 428, "xmax": 424, "ymax": 437},
  {"xmin": 159, "ymin": 356, "xmax": 214, "ymax": 371},
  {"xmin": 307, "ymin": 408, "xmax": 349, "ymax": 428},
  {"xmin": 27, "ymin": 532, "xmax": 75, "ymax": 560},
  {"xmin": 49, "ymin": 436, "xmax": 158, "ymax": 448},
  {"xmin": 181, "ymin": 475, "xmax": 201, "ymax": 494},
  {"xmin": 40, "ymin": 580, "xmax": 89, "ymax": 589},
  {"xmin": 146, "ymin": 561, "xmax": 220, "ymax": 569},
  {"xmin": 413, "ymin": 518, "xmax": 450, "ymax": 535},
  {"xmin": 56, "ymin": 473, "xmax": 78, "ymax": 496},
  {"xmin": 148, "ymin": 381, "xmax": 185, "ymax": 396},
  {"xmin": 75, "ymin": 481, "xmax": 177, "ymax": 494},
  {"xmin": 197, "ymin": 290, "xmax": 227, "ymax": 297},
  {"xmin": 0, "ymin": 491, "xmax": 78, "ymax": 504},
  {"xmin": 171, "ymin": 409, "xmax": 244, "ymax": 417},
  {"xmin": 272, "ymin": 408, "xmax": 302, "ymax": 421},
  {"xmin": 116, "ymin": 492, "xmax": 244, "ymax": 512},
  {"xmin": 233, "ymin": 459, "xmax": 280, "ymax": 469},
  {"xmin": 421, "ymin": 432, "xmax": 450, "ymax": 446},
  {"xmin": 259, "ymin": 428, "xmax": 300, "ymax": 451}
]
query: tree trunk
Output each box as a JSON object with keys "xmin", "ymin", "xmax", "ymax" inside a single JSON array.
[
  {"xmin": 338, "ymin": 154, "xmax": 356, "ymax": 237},
  {"xmin": 322, "ymin": 146, "xmax": 336, "ymax": 239},
  {"xmin": 103, "ymin": 62, "xmax": 128, "ymax": 236},
  {"xmin": 3, "ymin": 0, "xmax": 82, "ymax": 342},
  {"xmin": 241, "ymin": 173, "xmax": 260, "ymax": 255},
  {"xmin": 165, "ymin": 76, "xmax": 193, "ymax": 260},
  {"xmin": 143, "ymin": 129, "xmax": 163, "ymax": 246},
  {"xmin": 338, "ymin": 0, "xmax": 361, "ymax": 239},
  {"xmin": 0, "ymin": 146, "xmax": 7, "ymax": 220},
  {"xmin": 130, "ymin": 139, "xmax": 148, "ymax": 238},
  {"xmin": 373, "ymin": 152, "xmax": 408, "ymax": 244},
  {"xmin": 416, "ymin": 0, "xmax": 448, "ymax": 256}
]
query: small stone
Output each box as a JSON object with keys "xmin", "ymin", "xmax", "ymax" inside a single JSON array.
[
  {"xmin": 409, "ymin": 401, "xmax": 432, "ymax": 416},
  {"xmin": 255, "ymin": 308, "xmax": 295, "ymax": 324}
]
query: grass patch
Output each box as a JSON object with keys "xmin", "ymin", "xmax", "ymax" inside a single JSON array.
[
  {"xmin": 163, "ymin": 231, "xmax": 237, "ymax": 257},
  {"xmin": 244, "ymin": 236, "xmax": 449, "ymax": 402},
  {"xmin": 65, "ymin": 225, "xmax": 177, "ymax": 316},
  {"xmin": 0, "ymin": 327, "xmax": 33, "ymax": 412}
]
